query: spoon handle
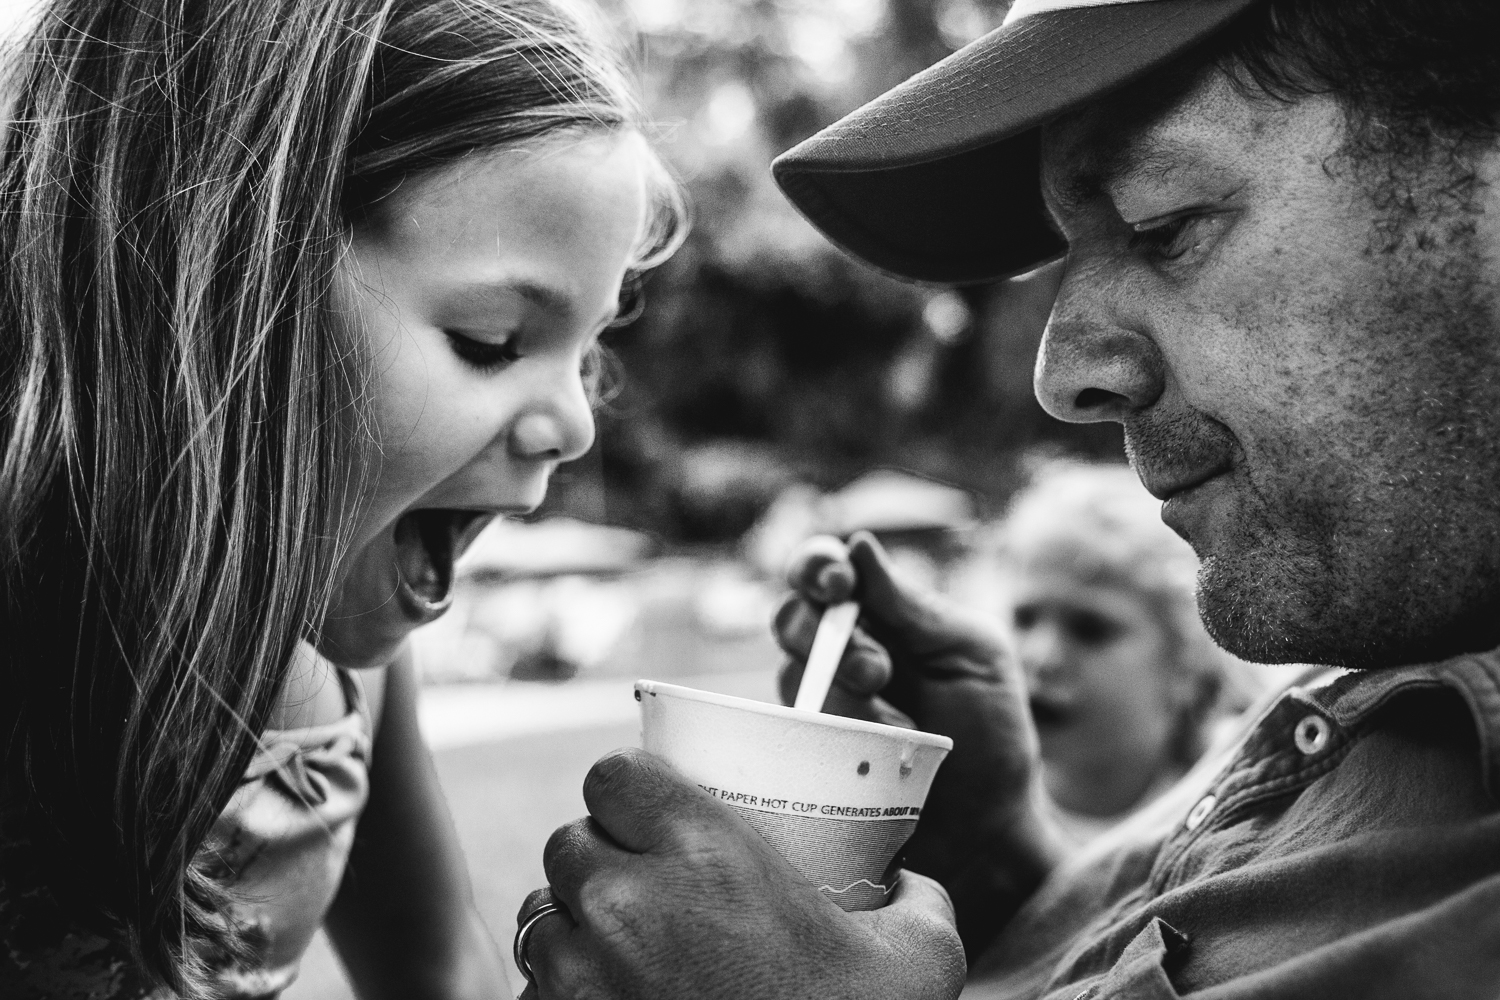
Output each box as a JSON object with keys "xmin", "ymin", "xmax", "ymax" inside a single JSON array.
[{"xmin": 793, "ymin": 601, "xmax": 861, "ymax": 712}]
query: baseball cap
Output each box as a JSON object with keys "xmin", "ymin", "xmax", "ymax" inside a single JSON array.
[{"xmin": 771, "ymin": 0, "xmax": 1261, "ymax": 284}]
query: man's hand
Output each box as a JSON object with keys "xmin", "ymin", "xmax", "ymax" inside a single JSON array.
[
  {"xmin": 775, "ymin": 532, "xmax": 1066, "ymax": 957},
  {"xmin": 521, "ymin": 748, "xmax": 965, "ymax": 1000}
]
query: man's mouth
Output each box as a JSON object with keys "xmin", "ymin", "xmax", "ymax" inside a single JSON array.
[
  {"xmin": 1125, "ymin": 411, "xmax": 1239, "ymax": 503},
  {"xmin": 1137, "ymin": 462, "xmax": 1233, "ymax": 502},
  {"xmin": 392, "ymin": 509, "xmax": 495, "ymax": 615}
]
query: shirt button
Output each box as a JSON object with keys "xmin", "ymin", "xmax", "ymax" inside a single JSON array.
[
  {"xmin": 1294, "ymin": 714, "xmax": 1332, "ymax": 755},
  {"xmin": 1185, "ymin": 794, "xmax": 1217, "ymax": 831}
]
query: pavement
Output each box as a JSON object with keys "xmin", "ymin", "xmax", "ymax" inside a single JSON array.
[{"xmin": 282, "ymin": 667, "xmax": 781, "ymax": 999}]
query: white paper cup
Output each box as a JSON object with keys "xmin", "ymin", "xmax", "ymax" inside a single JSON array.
[{"xmin": 636, "ymin": 680, "xmax": 952, "ymax": 911}]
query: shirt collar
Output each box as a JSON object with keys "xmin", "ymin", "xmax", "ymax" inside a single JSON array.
[{"xmin": 1299, "ymin": 648, "xmax": 1500, "ymax": 801}]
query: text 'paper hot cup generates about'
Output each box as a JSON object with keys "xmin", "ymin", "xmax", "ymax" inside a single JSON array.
[{"xmin": 636, "ymin": 680, "xmax": 952, "ymax": 911}]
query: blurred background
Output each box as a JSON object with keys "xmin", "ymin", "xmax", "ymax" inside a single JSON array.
[{"xmin": 290, "ymin": 0, "xmax": 1134, "ymax": 994}]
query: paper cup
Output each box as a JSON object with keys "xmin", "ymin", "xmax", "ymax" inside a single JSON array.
[{"xmin": 636, "ymin": 680, "xmax": 952, "ymax": 911}]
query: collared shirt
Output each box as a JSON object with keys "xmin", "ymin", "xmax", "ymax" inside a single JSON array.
[{"xmin": 966, "ymin": 649, "xmax": 1500, "ymax": 999}]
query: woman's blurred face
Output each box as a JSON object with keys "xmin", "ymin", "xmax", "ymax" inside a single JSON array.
[
  {"xmin": 1007, "ymin": 562, "xmax": 1190, "ymax": 817},
  {"xmin": 319, "ymin": 132, "xmax": 649, "ymax": 667}
]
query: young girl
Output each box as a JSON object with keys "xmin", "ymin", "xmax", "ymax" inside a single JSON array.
[
  {"xmin": 985, "ymin": 461, "xmax": 1266, "ymax": 841},
  {"xmin": 0, "ymin": 1, "xmax": 681, "ymax": 997}
]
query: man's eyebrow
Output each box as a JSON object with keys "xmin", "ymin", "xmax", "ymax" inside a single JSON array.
[{"xmin": 1049, "ymin": 127, "xmax": 1190, "ymax": 216}]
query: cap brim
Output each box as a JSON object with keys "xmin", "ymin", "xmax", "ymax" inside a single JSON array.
[{"xmin": 772, "ymin": 0, "xmax": 1259, "ymax": 284}]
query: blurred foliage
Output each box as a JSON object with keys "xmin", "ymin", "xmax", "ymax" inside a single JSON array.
[{"xmin": 544, "ymin": 0, "xmax": 1124, "ymax": 541}]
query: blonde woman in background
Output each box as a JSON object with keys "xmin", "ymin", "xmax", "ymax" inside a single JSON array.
[{"xmin": 985, "ymin": 460, "xmax": 1272, "ymax": 842}]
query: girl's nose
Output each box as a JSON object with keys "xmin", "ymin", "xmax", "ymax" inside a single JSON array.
[
  {"xmin": 510, "ymin": 369, "xmax": 596, "ymax": 463},
  {"xmin": 1019, "ymin": 621, "xmax": 1075, "ymax": 689}
]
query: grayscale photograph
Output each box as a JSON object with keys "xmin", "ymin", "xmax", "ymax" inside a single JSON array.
[{"xmin": 1, "ymin": 0, "xmax": 1497, "ymax": 997}]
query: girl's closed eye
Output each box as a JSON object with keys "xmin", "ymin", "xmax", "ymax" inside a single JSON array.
[{"xmin": 444, "ymin": 328, "xmax": 523, "ymax": 370}]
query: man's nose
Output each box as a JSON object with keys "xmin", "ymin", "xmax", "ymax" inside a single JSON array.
[
  {"xmin": 1032, "ymin": 262, "xmax": 1164, "ymax": 423},
  {"xmin": 510, "ymin": 366, "xmax": 596, "ymax": 463}
]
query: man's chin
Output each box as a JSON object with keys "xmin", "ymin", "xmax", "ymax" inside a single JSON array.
[
  {"xmin": 1197, "ymin": 566, "xmax": 1330, "ymax": 666},
  {"xmin": 1196, "ymin": 550, "xmax": 1500, "ymax": 669}
]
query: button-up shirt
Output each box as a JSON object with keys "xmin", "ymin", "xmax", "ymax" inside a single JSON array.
[{"xmin": 966, "ymin": 649, "xmax": 1500, "ymax": 999}]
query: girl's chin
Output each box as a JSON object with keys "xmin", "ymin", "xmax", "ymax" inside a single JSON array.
[{"xmin": 317, "ymin": 509, "xmax": 495, "ymax": 669}]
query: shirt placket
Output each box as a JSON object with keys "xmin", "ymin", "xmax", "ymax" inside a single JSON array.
[{"xmin": 1147, "ymin": 690, "xmax": 1355, "ymax": 895}]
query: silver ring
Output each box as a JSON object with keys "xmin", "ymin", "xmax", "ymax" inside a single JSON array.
[{"xmin": 513, "ymin": 899, "xmax": 564, "ymax": 984}]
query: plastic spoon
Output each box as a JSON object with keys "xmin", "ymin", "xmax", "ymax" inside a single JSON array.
[{"xmin": 793, "ymin": 601, "xmax": 861, "ymax": 712}]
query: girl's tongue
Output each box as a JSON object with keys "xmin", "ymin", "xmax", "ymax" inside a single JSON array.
[{"xmin": 392, "ymin": 509, "xmax": 492, "ymax": 612}]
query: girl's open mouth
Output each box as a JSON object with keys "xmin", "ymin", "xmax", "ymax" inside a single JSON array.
[
  {"xmin": 1028, "ymin": 695, "xmax": 1073, "ymax": 729},
  {"xmin": 391, "ymin": 509, "xmax": 494, "ymax": 619}
]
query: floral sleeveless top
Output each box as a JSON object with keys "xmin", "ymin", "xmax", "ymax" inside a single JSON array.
[{"xmin": 0, "ymin": 666, "xmax": 372, "ymax": 999}]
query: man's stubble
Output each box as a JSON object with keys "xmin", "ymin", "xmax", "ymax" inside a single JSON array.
[{"xmin": 1140, "ymin": 154, "xmax": 1500, "ymax": 669}]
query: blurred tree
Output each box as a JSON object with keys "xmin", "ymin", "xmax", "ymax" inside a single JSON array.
[{"xmin": 541, "ymin": 0, "xmax": 1123, "ymax": 541}]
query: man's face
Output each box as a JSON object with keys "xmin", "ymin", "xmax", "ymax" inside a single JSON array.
[{"xmin": 1035, "ymin": 69, "xmax": 1500, "ymax": 668}]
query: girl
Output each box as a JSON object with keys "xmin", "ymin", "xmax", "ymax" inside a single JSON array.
[
  {"xmin": 0, "ymin": 0, "xmax": 681, "ymax": 997},
  {"xmin": 986, "ymin": 461, "xmax": 1267, "ymax": 841}
]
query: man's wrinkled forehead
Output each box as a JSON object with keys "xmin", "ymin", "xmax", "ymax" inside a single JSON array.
[{"xmin": 1041, "ymin": 64, "xmax": 1240, "ymax": 216}]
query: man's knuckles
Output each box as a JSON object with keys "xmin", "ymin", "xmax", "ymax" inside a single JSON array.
[
  {"xmin": 772, "ymin": 596, "xmax": 819, "ymax": 656},
  {"xmin": 524, "ymin": 911, "xmax": 594, "ymax": 1000},
  {"xmin": 542, "ymin": 818, "xmax": 599, "ymax": 895},
  {"xmin": 573, "ymin": 867, "xmax": 655, "ymax": 945},
  {"xmin": 786, "ymin": 535, "xmax": 853, "ymax": 593}
]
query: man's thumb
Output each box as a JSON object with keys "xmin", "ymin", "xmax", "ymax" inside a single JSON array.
[
  {"xmin": 582, "ymin": 747, "xmax": 722, "ymax": 854},
  {"xmin": 847, "ymin": 530, "xmax": 930, "ymax": 631}
]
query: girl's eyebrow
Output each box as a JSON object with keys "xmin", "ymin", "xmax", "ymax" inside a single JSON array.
[
  {"xmin": 448, "ymin": 277, "xmax": 574, "ymax": 315},
  {"xmin": 442, "ymin": 277, "xmax": 620, "ymax": 330}
]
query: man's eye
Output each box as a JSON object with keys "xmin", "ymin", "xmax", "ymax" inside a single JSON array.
[
  {"xmin": 444, "ymin": 329, "xmax": 522, "ymax": 371},
  {"xmin": 1129, "ymin": 215, "xmax": 1196, "ymax": 261}
]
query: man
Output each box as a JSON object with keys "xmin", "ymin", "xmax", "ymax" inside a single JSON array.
[{"xmin": 519, "ymin": 0, "xmax": 1500, "ymax": 996}]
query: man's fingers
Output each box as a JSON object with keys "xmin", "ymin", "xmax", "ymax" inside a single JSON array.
[
  {"xmin": 772, "ymin": 593, "xmax": 819, "ymax": 655},
  {"xmin": 777, "ymin": 656, "xmax": 801, "ymax": 705},
  {"xmin": 516, "ymin": 886, "xmax": 571, "ymax": 927},
  {"xmin": 520, "ymin": 899, "xmax": 589, "ymax": 1000},
  {"xmin": 863, "ymin": 870, "xmax": 966, "ymax": 995},
  {"xmin": 542, "ymin": 817, "xmax": 627, "ymax": 917},
  {"xmin": 847, "ymin": 531, "xmax": 942, "ymax": 634},
  {"xmin": 775, "ymin": 627, "xmax": 892, "ymax": 706},
  {"xmin": 580, "ymin": 747, "xmax": 722, "ymax": 854},
  {"xmin": 883, "ymin": 869, "xmax": 957, "ymax": 923},
  {"xmin": 775, "ymin": 595, "xmax": 892, "ymax": 685},
  {"xmin": 785, "ymin": 534, "xmax": 857, "ymax": 603}
]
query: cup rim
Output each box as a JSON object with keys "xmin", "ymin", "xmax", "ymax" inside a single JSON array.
[{"xmin": 635, "ymin": 680, "xmax": 954, "ymax": 751}]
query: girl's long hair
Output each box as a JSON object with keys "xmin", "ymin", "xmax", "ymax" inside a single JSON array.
[{"xmin": 0, "ymin": 0, "xmax": 680, "ymax": 993}]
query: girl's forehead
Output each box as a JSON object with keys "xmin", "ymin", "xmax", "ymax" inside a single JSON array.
[
  {"xmin": 1005, "ymin": 558, "xmax": 1150, "ymax": 605},
  {"xmin": 355, "ymin": 131, "xmax": 648, "ymax": 248}
]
